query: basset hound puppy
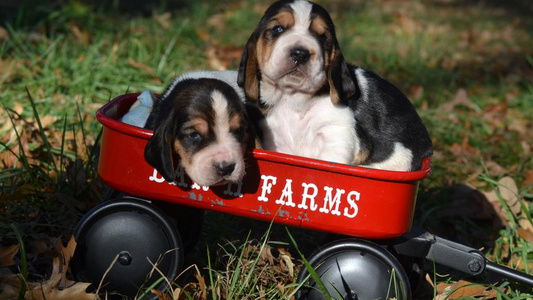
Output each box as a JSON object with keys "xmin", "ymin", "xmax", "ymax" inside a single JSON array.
[
  {"xmin": 144, "ymin": 71, "xmax": 253, "ymax": 186},
  {"xmin": 238, "ymin": 0, "xmax": 432, "ymax": 171}
]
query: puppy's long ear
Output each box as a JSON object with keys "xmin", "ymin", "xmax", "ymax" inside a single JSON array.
[
  {"xmin": 327, "ymin": 45, "xmax": 357, "ymax": 105},
  {"xmin": 144, "ymin": 121, "xmax": 177, "ymax": 182},
  {"xmin": 238, "ymin": 30, "xmax": 261, "ymax": 101}
]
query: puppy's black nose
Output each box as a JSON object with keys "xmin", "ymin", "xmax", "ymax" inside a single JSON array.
[
  {"xmin": 215, "ymin": 162, "xmax": 236, "ymax": 176},
  {"xmin": 290, "ymin": 47, "xmax": 310, "ymax": 65}
]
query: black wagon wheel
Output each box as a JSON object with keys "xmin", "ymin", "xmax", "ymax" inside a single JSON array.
[
  {"xmin": 102, "ymin": 188, "xmax": 204, "ymax": 254},
  {"xmin": 71, "ymin": 198, "xmax": 184, "ymax": 298},
  {"xmin": 297, "ymin": 238, "xmax": 411, "ymax": 300}
]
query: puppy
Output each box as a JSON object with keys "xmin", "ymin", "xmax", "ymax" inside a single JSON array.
[
  {"xmin": 238, "ymin": 0, "xmax": 432, "ymax": 171},
  {"xmin": 144, "ymin": 71, "xmax": 251, "ymax": 186}
]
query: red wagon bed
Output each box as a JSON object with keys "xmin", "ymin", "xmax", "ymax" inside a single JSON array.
[{"xmin": 96, "ymin": 93, "xmax": 431, "ymax": 239}]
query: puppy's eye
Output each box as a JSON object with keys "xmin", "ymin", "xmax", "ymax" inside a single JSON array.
[
  {"xmin": 271, "ymin": 25, "xmax": 285, "ymax": 36},
  {"xmin": 318, "ymin": 34, "xmax": 327, "ymax": 43},
  {"xmin": 233, "ymin": 126, "xmax": 245, "ymax": 139},
  {"xmin": 188, "ymin": 132, "xmax": 202, "ymax": 142}
]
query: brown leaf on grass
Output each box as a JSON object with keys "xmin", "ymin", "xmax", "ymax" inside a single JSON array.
[
  {"xmin": 196, "ymin": 28, "xmax": 243, "ymax": 70},
  {"xmin": 153, "ymin": 12, "xmax": 172, "ymax": 29},
  {"xmin": 279, "ymin": 249, "xmax": 294, "ymax": 277},
  {"xmin": 259, "ymin": 244, "xmax": 275, "ymax": 265},
  {"xmin": 449, "ymin": 137, "xmax": 479, "ymax": 158},
  {"xmin": 205, "ymin": 44, "xmax": 243, "ymax": 71},
  {"xmin": 391, "ymin": 12, "xmax": 422, "ymax": 35},
  {"xmin": 194, "ymin": 272, "xmax": 207, "ymax": 300},
  {"xmin": 0, "ymin": 245, "xmax": 19, "ymax": 268},
  {"xmin": 517, "ymin": 219, "xmax": 533, "ymax": 244},
  {"xmin": 439, "ymin": 89, "xmax": 477, "ymax": 112},
  {"xmin": 151, "ymin": 288, "xmax": 172, "ymax": 300},
  {"xmin": 408, "ymin": 85, "xmax": 424, "ymax": 101},
  {"xmin": 0, "ymin": 26, "xmax": 8, "ymax": 40},
  {"xmin": 128, "ymin": 58, "xmax": 155, "ymax": 76},
  {"xmin": 24, "ymin": 273, "xmax": 97, "ymax": 300},
  {"xmin": 436, "ymin": 280, "xmax": 499, "ymax": 300},
  {"xmin": 0, "ymin": 274, "xmax": 25, "ymax": 299},
  {"xmin": 483, "ymin": 176, "xmax": 522, "ymax": 223},
  {"xmin": 0, "ymin": 273, "xmax": 98, "ymax": 300},
  {"xmin": 506, "ymin": 251, "xmax": 533, "ymax": 271},
  {"xmin": 70, "ymin": 25, "xmax": 92, "ymax": 45},
  {"xmin": 524, "ymin": 170, "xmax": 533, "ymax": 186},
  {"xmin": 484, "ymin": 160, "xmax": 506, "ymax": 178},
  {"xmin": 508, "ymin": 118, "xmax": 530, "ymax": 138},
  {"xmin": 52, "ymin": 236, "xmax": 77, "ymax": 288}
]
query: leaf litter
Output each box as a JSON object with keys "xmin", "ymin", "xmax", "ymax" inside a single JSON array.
[{"xmin": 0, "ymin": 237, "xmax": 98, "ymax": 300}]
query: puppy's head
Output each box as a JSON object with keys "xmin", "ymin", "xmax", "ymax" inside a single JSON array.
[
  {"xmin": 145, "ymin": 78, "xmax": 249, "ymax": 187},
  {"xmin": 238, "ymin": 0, "xmax": 356, "ymax": 105}
]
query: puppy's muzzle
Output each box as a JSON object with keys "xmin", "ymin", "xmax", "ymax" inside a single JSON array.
[
  {"xmin": 214, "ymin": 162, "xmax": 236, "ymax": 176},
  {"xmin": 290, "ymin": 47, "xmax": 310, "ymax": 65}
]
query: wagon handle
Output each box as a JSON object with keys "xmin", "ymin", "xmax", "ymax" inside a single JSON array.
[{"xmin": 392, "ymin": 228, "xmax": 533, "ymax": 288}]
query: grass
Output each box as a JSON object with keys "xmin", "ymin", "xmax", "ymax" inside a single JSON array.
[{"xmin": 1, "ymin": 0, "xmax": 533, "ymax": 299}]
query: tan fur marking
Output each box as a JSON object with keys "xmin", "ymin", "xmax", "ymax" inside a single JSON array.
[
  {"xmin": 327, "ymin": 48, "xmax": 341, "ymax": 104},
  {"xmin": 229, "ymin": 114, "xmax": 242, "ymax": 132},
  {"xmin": 352, "ymin": 148, "xmax": 370, "ymax": 165},
  {"xmin": 310, "ymin": 16, "xmax": 327, "ymax": 37},
  {"xmin": 245, "ymin": 43, "xmax": 260, "ymax": 100},
  {"xmin": 189, "ymin": 117, "xmax": 209, "ymax": 135},
  {"xmin": 173, "ymin": 139, "xmax": 192, "ymax": 169},
  {"xmin": 270, "ymin": 10, "xmax": 294, "ymax": 30}
]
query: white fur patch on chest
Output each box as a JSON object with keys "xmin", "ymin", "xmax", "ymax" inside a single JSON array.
[{"xmin": 261, "ymin": 95, "xmax": 358, "ymax": 164}]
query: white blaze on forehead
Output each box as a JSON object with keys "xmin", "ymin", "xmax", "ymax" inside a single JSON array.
[
  {"xmin": 211, "ymin": 90, "xmax": 231, "ymax": 138},
  {"xmin": 290, "ymin": 0, "xmax": 313, "ymax": 30}
]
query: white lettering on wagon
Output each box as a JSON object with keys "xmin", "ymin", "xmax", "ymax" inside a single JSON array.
[
  {"xmin": 298, "ymin": 183, "xmax": 318, "ymax": 210},
  {"xmin": 224, "ymin": 182, "xmax": 244, "ymax": 197},
  {"xmin": 258, "ymin": 175, "xmax": 277, "ymax": 202},
  {"xmin": 256, "ymin": 176, "xmax": 361, "ymax": 219},
  {"xmin": 148, "ymin": 168, "xmax": 189, "ymax": 187},
  {"xmin": 275, "ymin": 179, "xmax": 296, "ymax": 207},
  {"xmin": 148, "ymin": 168, "xmax": 208, "ymax": 190},
  {"xmin": 148, "ymin": 169, "xmax": 362, "ymax": 219}
]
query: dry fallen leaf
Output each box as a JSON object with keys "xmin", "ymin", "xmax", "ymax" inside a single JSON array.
[
  {"xmin": 153, "ymin": 12, "xmax": 172, "ymax": 29},
  {"xmin": 436, "ymin": 279, "xmax": 498, "ymax": 299},
  {"xmin": 517, "ymin": 218, "xmax": 533, "ymax": 244},
  {"xmin": 0, "ymin": 245, "xmax": 19, "ymax": 268},
  {"xmin": 52, "ymin": 236, "xmax": 77, "ymax": 288},
  {"xmin": 0, "ymin": 274, "xmax": 25, "ymax": 299},
  {"xmin": 449, "ymin": 137, "xmax": 479, "ymax": 158},
  {"xmin": 194, "ymin": 272, "xmax": 207, "ymax": 300},
  {"xmin": 70, "ymin": 25, "xmax": 92, "ymax": 45},
  {"xmin": 0, "ymin": 26, "xmax": 8, "ymax": 40},
  {"xmin": 279, "ymin": 249, "xmax": 294, "ymax": 277},
  {"xmin": 482, "ymin": 176, "xmax": 522, "ymax": 220},
  {"xmin": 24, "ymin": 273, "xmax": 97, "ymax": 300},
  {"xmin": 524, "ymin": 169, "xmax": 533, "ymax": 186},
  {"xmin": 498, "ymin": 176, "xmax": 521, "ymax": 217},
  {"xmin": 128, "ymin": 58, "xmax": 155, "ymax": 76},
  {"xmin": 439, "ymin": 89, "xmax": 478, "ymax": 112}
]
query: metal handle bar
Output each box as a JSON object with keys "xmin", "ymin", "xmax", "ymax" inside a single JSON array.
[{"xmin": 391, "ymin": 228, "xmax": 533, "ymax": 288}]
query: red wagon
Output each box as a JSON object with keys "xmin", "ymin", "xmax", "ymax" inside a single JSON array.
[{"xmin": 72, "ymin": 94, "xmax": 533, "ymax": 300}]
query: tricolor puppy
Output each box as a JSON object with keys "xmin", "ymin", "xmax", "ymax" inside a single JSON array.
[
  {"xmin": 238, "ymin": 0, "xmax": 432, "ymax": 171},
  {"xmin": 144, "ymin": 71, "xmax": 251, "ymax": 186}
]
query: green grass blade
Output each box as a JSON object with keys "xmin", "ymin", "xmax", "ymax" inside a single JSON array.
[
  {"xmin": 286, "ymin": 228, "xmax": 333, "ymax": 300},
  {"xmin": 10, "ymin": 223, "xmax": 27, "ymax": 300},
  {"xmin": 25, "ymin": 88, "xmax": 58, "ymax": 172}
]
